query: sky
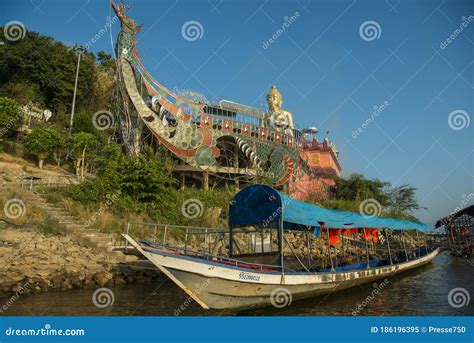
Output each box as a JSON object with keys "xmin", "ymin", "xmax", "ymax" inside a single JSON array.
[{"xmin": 1, "ymin": 0, "xmax": 473, "ymax": 228}]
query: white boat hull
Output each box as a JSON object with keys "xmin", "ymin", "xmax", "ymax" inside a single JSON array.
[{"xmin": 123, "ymin": 234, "xmax": 440, "ymax": 310}]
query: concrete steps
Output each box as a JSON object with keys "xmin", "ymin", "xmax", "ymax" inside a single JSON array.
[{"xmin": 1, "ymin": 187, "xmax": 138, "ymax": 263}]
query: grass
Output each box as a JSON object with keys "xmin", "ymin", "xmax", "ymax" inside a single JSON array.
[
  {"xmin": 0, "ymin": 191, "xmax": 60, "ymax": 236},
  {"xmin": 36, "ymin": 217, "xmax": 60, "ymax": 236}
]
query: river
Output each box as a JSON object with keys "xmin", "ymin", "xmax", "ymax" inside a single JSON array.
[{"xmin": 1, "ymin": 252, "xmax": 472, "ymax": 316}]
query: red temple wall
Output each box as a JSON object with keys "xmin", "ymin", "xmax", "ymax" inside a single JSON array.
[{"xmin": 289, "ymin": 149, "xmax": 340, "ymax": 201}]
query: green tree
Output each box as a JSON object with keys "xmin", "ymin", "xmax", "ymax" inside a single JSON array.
[
  {"xmin": 0, "ymin": 97, "xmax": 23, "ymax": 137},
  {"xmin": 51, "ymin": 129, "xmax": 67, "ymax": 167},
  {"xmin": 69, "ymin": 132, "xmax": 99, "ymax": 179},
  {"xmin": 23, "ymin": 127, "xmax": 63, "ymax": 169},
  {"xmin": 324, "ymin": 174, "xmax": 423, "ymax": 220},
  {"xmin": 0, "ymin": 82, "xmax": 43, "ymax": 106},
  {"xmin": 386, "ymin": 184, "xmax": 424, "ymax": 216},
  {"xmin": 333, "ymin": 173, "xmax": 390, "ymax": 206},
  {"xmin": 65, "ymin": 146, "xmax": 175, "ymax": 201},
  {"xmin": 117, "ymin": 146, "xmax": 176, "ymax": 203},
  {"xmin": 71, "ymin": 109, "xmax": 99, "ymax": 134},
  {"xmin": 97, "ymin": 51, "xmax": 115, "ymax": 72},
  {"xmin": 0, "ymin": 30, "xmax": 96, "ymax": 118}
]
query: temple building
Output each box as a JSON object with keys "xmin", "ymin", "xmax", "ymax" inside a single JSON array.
[{"xmin": 112, "ymin": 1, "xmax": 341, "ymax": 202}]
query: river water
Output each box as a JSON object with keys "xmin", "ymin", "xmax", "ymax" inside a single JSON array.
[{"xmin": 1, "ymin": 252, "xmax": 473, "ymax": 316}]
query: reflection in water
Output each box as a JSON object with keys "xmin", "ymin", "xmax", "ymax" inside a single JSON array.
[{"xmin": 1, "ymin": 252, "xmax": 472, "ymax": 316}]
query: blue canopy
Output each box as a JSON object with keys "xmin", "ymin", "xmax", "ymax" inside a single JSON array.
[{"xmin": 229, "ymin": 184, "xmax": 429, "ymax": 232}]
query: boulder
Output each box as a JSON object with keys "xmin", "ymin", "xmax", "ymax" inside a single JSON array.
[
  {"xmin": 93, "ymin": 271, "xmax": 113, "ymax": 287},
  {"xmin": 69, "ymin": 274, "xmax": 84, "ymax": 288}
]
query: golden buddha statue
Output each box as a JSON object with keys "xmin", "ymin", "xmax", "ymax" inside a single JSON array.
[{"xmin": 265, "ymin": 85, "xmax": 295, "ymax": 136}]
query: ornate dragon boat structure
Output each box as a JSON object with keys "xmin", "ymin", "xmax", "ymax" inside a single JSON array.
[{"xmin": 112, "ymin": 2, "xmax": 340, "ymax": 197}]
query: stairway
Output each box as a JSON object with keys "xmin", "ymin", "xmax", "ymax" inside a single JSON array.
[{"xmin": 0, "ymin": 185, "xmax": 137, "ymax": 262}]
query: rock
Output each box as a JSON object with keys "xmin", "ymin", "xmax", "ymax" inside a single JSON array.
[
  {"xmin": 0, "ymin": 246, "xmax": 12, "ymax": 257},
  {"xmin": 84, "ymin": 277, "xmax": 96, "ymax": 288},
  {"xmin": 51, "ymin": 274, "xmax": 64, "ymax": 288},
  {"xmin": 35, "ymin": 242, "xmax": 50, "ymax": 250},
  {"xmin": 4, "ymin": 272, "xmax": 25, "ymax": 283},
  {"xmin": 74, "ymin": 257, "xmax": 91, "ymax": 266},
  {"xmin": 0, "ymin": 227, "xmax": 129, "ymax": 295},
  {"xmin": 69, "ymin": 274, "xmax": 84, "ymax": 288},
  {"xmin": 93, "ymin": 271, "xmax": 113, "ymax": 287},
  {"xmin": 0, "ymin": 230, "xmax": 29, "ymax": 244},
  {"xmin": 35, "ymin": 268, "xmax": 51, "ymax": 277},
  {"xmin": 23, "ymin": 256, "xmax": 36, "ymax": 264},
  {"xmin": 62, "ymin": 278, "xmax": 73, "ymax": 290}
]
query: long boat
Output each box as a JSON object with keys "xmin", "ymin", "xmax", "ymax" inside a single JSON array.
[{"xmin": 123, "ymin": 184, "xmax": 439, "ymax": 310}]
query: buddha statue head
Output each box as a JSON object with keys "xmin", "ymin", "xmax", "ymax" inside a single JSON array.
[{"xmin": 267, "ymin": 85, "xmax": 282, "ymax": 113}]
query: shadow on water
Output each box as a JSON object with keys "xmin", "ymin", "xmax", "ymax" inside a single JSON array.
[{"xmin": 1, "ymin": 252, "xmax": 472, "ymax": 316}]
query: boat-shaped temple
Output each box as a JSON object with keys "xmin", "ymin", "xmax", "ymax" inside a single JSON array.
[
  {"xmin": 111, "ymin": 1, "xmax": 340, "ymax": 201},
  {"xmin": 124, "ymin": 184, "xmax": 439, "ymax": 310}
]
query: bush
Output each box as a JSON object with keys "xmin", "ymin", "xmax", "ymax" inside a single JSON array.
[
  {"xmin": 0, "ymin": 97, "xmax": 23, "ymax": 136},
  {"xmin": 23, "ymin": 127, "xmax": 63, "ymax": 169}
]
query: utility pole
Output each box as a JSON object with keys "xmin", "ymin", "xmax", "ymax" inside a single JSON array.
[{"xmin": 69, "ymin": 46, "xmax": 85, "ymax": 135}]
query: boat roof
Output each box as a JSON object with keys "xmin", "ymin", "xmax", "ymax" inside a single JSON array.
[{"xmin": 229, "ymin": 184, "xmax": 429, "ymax": 232}]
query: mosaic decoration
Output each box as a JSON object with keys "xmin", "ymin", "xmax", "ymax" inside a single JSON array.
[{"xmin": 112, "ymin": 1, "xmax": 325, "ymax": 186}]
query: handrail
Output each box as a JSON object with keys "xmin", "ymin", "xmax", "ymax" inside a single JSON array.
[
  {"xmin": 127, "ymin": 221, "xmax": 266, "ymax": 235},
  {"xmin": 141, "ymin": 240, "xmax": 282, "ymax": 271},
  {"xmin": 127, "ymin": 221, "xmax": 226, "ymax": 231}
]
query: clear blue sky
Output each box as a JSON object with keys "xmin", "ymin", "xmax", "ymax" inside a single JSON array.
[{"xmin": 2, "ymin": 0, "xmax": 473, "ymax": 228}]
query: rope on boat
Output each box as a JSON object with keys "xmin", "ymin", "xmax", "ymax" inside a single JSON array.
[{"xmin": 283, "ymin": 235, "xmax": 311, "ymax": 272}]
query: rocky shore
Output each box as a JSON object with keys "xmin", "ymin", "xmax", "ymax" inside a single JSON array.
[
  {"xmin": 0, "ymin": 227, "xmax": 160, "ymax": 295},
  {"xmin": 0, "ymin": 223, "xmax": 425, "ymax": 295}
]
